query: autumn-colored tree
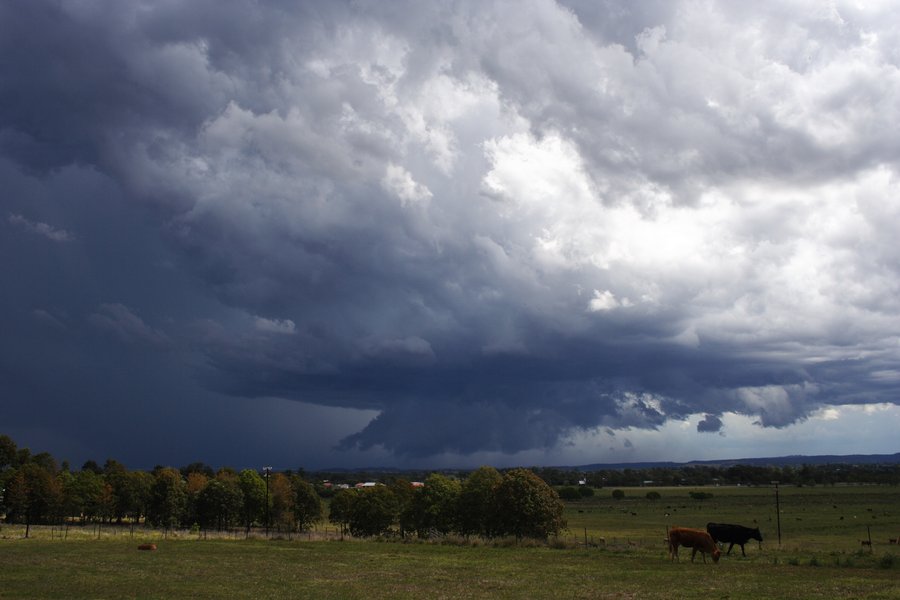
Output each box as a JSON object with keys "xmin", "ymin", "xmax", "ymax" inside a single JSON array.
[
  {"xmin": 269, "ymin": 472, "xmax": 295, "ymax": 532},
  {"xmin": 184, "ymin": 471, "xmax": 210, "ymax": 527}
]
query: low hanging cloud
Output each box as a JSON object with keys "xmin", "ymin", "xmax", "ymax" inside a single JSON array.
[{"xmin": 2, "ymin": 1, "xmax": 900, "ymax": 462}]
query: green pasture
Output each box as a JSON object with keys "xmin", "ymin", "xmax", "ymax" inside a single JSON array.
[
  {"xmin": 563, "ymin": 484, "xmax": 900, "ymax": 553},
  {"xmin": 1, "ymin": 485, "xmax": 898, "ymax": 599}
]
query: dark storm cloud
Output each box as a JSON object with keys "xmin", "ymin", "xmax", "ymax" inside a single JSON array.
[
  {"xmin": 697, "ymin": 414, "xmax": 723, "ymax": 433},
  {"xmin": 2, "ymin": 0, "xmax": 900, "ymax": 465}
]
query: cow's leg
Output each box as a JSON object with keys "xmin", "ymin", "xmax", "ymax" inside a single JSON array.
[
  {"xmin": 726, "ymin": 542, "xmax": 735, "ymax": 555},
  {"xmin": 740, "ymin": 543, "xmax": 746, "ymax": 557}
]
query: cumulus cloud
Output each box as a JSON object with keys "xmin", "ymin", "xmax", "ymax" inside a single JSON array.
[{"xmin": 3, "ymin": 0, "xmax": 900, "ymax": 463}]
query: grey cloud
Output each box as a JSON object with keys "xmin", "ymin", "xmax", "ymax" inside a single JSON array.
[
  {"xmin": 88, "ymin": 303, "xmax": 169, "ymax": 346},
  {"xmin": 9, "ymin": 214, "xmax": 74, "ymax": 242},
  {"xmin": 697, "ymin": 414, "xmax": 723, "ymax": 433},
  {"xmin": 2, "ymin": 1, "xmax": 900, "ymax": 465}
]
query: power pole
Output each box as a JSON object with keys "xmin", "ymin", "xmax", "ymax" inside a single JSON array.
[{"xmin": 263, "ymin": 466, "xmax": 272, "ymax": 538}]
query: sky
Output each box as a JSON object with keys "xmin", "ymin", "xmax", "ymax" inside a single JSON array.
[{"xmin": 2, "ymin": 0, "xmax": 900, "ymax": 472}]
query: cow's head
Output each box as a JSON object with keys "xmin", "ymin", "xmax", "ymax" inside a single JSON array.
[
  {"xmin": 753, "ymin": 528, "xmax": 763, "ymax": 542},
  {"xmin": 712, "ymin": 547, "xmax": 721, "ymax": 563}
]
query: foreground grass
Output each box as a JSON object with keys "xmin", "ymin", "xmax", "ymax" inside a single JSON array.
[{"xmin": 1, "ymin": 536, "xmax": 898, "ymax": 599}]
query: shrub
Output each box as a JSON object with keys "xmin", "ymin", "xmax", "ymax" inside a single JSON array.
[
  {"xmin": 645, "ymin": 491, "xmax": 661, "ymax": 500},
  {"xmin": 689, "ymin": 491, "xmax": 714, "ymax": 501},
  {"xmin": 577, "ymin": 486, "xmax": 594, "ymax": 498},
  {"xmin": 557, "ymin": 486, "xmax": 581, "ymax": 501},
  {"xmin": 879, "ymin": 553, "xmax": 896, "ymax": 569},
  {"xmin": 611, "ymin": 489, "xmax": 625, "ymax": 500}
]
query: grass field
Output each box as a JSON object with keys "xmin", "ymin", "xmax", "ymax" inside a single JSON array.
[{"xmin": 2, "ymin": 485, "xmax": 898, "ymax": 599}]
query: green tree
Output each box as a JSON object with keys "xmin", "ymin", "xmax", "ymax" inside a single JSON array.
[
  {"xmin": 405, "ymin": 473, "xmax": 461, "ymax": 538},
  {"xmin": 61, "ymin": 469, "xmax": 102, "ymax": 523},
  {"xmin": 328, "ymin": 488, "xmax": 356, "ymax": 536},
  {"xmin": 348, "ymin": 485, "xmax": 398, "ymax": 537},
  {"xmin": 147, "ymin": 467, "xmax": 186, "ymax": 533},
  {"xmin": 103, "ymin": 459, "xmax": 129, "ymax": 523},
  {"xmin": 238, "ymin": 469, "xmax": 267, "ymax": 535},
  {"xmin": 197, "ymin": 478, "xmax": 244, "ymax": 531},
  {"xmin": 493, "ymin": 468, "xmax": 566, "ymax": 540},
  {"xmin": 291, "ymin": 476, "xmax": 323, "ymax": 532},
  {"xmin": 0, "ymin": 434, "xmax": 17, "ymax": 471},
  {"xmin": 457, "ymin": 466, "xmax": 502, "ymax": 538}
]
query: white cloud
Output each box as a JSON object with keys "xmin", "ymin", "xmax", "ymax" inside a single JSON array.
[
  {"xmin": 254, "ymin": 317, "xmax": 296, "ymax": 335},
  {"xmin": 382, "ymin": 163, "xmax": 432, "ymax": 206}
]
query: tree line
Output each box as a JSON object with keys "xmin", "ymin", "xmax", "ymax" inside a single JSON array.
[
  {"xmin": 528, "ymin": 462, "xmax": 900, "ymax": 488},
  {"xmin": 328, "ymin": 468, "xmax": 566, "ymax": 540},
  {"xmin": 0, "ymin": 435, "xmax": 566, "ymax": 541}
]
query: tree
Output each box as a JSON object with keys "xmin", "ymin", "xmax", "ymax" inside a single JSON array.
[
  {"xmin": 493, "ymin": 468, "xmax": 566, "ymax": 540},
  {"xmin": 197, "ymin": 478, "xmax": 243, "ymax": 531},
  {"xmin": 457, "ymin": 466, "xmax": 502, "ymax": 538},
  {"xmin": 404, "ymin": 473, "xmax": 461, "ymax": 538},
  {"xmin": 103, "ymin": 459, "xmax": 130, "ymax": 523},
  {"xmin": 63, "ymin": 469, "xmax": 105, "ymax": 523},
  {"xmin": 180, "ymin": 462, "xmax": 215, "ymax": 479},
  {"xmin": 291, "ymin": 476, "xmax": 323, "ymax": 532},
  {"xmin": 122, "ymin": 471, "xmax": 154, "ymax": 526},
  {"xmin": 184, "ymin": 471, "xmax": 210, "ymax": 528},
  {"xmin": 328, "ymin": 488, "xmax": 356, "ymax": 536},
  {"xmin": 269, "ymin": 473, "xmax": 295, "ymax": 532},
  {"xmin": 238, "ymin": 469, "xmax": 267, "ymax": 535},
  {"xmin": 0, "ymin": 434, "xmax": 16, "ymax": 471},
  {"xmin": 147, "ymin": 467, "xmax": 186, "ymax": 533},
  {"xmin": 3, "ymin": 463, "xmax": 63, "ymax": 536},
  {"xmin": 348, "ymin": 486, "xmax": 399, "ymax": 537}
]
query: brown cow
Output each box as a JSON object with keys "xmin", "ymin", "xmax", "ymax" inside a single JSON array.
[
  {"xmin": 668, "ymin": 527, "xmax": 720, "ymax": 563},
  {"xmin": 137, "ymin": 543, "xmax": 157, "ymax": 551}
]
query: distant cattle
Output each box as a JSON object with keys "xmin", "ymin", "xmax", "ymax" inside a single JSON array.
[
  {"xmin": 668, "ymin": 527, "xmax": 721, "ymax": 563},
  {"xmin": 706, "ymin": 522, "xmax": 763, "ymax": 557},
  {"xmin": 137, "ymin": 543, "xmax": 157, "ymax": 551}
]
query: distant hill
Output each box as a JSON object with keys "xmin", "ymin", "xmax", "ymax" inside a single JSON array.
[
  {"xmin": 570, "ymin": 452, "xmax": 900, "ymax": 471},
  {"xmin": 315, "ymin": 453, "xmax": 900, "ymax": 474}
]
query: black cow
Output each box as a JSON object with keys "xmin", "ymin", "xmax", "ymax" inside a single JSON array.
[{"xmin": 706, "ymin": 522, "xmax": 763, "ymax": 556}]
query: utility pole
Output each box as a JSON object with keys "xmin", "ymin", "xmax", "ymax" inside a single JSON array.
[{"xmin": 263, "ymin": 466, "xmax": 272, "ymax": 538}]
